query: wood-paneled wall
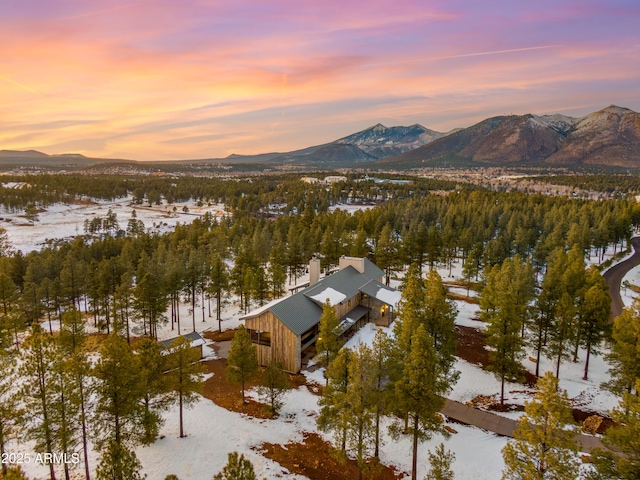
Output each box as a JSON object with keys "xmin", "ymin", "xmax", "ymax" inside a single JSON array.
[{"xmin": 245, "ymin": 311, "xmax": 301, "ymax": 373}]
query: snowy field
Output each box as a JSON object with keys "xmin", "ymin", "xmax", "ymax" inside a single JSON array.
[
  {"xmin": 11, "ymin": 210, "xmax": 629, "ymax": 479},
  {"xmin": 0, "ymin": 197, "xmax": 226, "ymax": 253}
]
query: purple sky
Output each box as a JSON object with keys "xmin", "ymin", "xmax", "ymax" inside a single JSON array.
[{"xmin": 1, "ymin": 0, "xmax": 639, "ymax": 160}]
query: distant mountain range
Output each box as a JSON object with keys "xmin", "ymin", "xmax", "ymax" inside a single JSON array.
[
  {"xmin": 379, "ymin": 106, "xmax": 640, "ymax": 169},
  {"xmin": 3, "ymin": 105, "xmax": 640, "ymax": 170}
]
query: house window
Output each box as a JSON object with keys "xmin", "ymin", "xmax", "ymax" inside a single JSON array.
[{"xmin": 249, "ymin": 329, "xmax": 271, "ymax": 347}]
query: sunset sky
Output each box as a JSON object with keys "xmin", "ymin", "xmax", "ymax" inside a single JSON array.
[{"xmin": 2, "ymin": 0, "xmax": 639, "ymax": 160}]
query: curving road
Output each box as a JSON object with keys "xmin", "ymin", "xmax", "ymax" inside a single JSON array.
[{"xmin": 602, "ymin": 237, "xmax": 640, "ymax": 321}]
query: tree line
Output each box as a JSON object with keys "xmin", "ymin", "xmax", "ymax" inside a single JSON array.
[{"xmin": 0, "ymin": 310, "xmax": 203, "ymax": 480}]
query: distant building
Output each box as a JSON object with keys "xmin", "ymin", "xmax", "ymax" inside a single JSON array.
[
  {"xmin": 240, "ymin": 257, "xmax": 401, "ymax": 372},
  {"xmin": 323, "ymin": 175, "xmax": 347, "ymax": 184},
  {"xmin": 300, "ymin": 176, "xmax": 347, "ymax": 185},
  {"xmin": 158, "ymin": 331, "xmax": 206, "ymax": 359},
  {"xmin": 301, "ymin": 177, "xmax": 320, "ymax": 184}
]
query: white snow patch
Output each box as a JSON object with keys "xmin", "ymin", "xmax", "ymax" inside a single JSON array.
[
  {"xmin": 309, "ymin": 287, "xmax": 346, "ymax": 306},
  {"xmin": 374, "ymin": 286, "xmax": 402, "ymax": 306}
]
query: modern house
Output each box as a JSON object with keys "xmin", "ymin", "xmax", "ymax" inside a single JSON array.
[{"xmin": 240, "ymin": 256, "xmax": 401, "ymax": 373}]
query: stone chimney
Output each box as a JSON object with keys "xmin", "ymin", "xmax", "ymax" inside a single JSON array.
[
  {"xmin": 339, "ymin": 256, "xmax": 365, "ymax": 273},
  {"xmin": 309, "ymin": 258, "xmax": 320, "ymax": 286}
]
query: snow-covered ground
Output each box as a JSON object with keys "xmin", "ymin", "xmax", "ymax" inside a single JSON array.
[
  {"xmin": 11, "ymin": 214, "xmax": 627, "ymax": 479},
  {"xmin": 0, "ymin": 197, "xmax": 226, "ymax": 253}
]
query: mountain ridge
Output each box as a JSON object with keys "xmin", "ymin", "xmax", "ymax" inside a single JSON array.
[
  {"xmin": 3, "ymin": 105, "xmax": 639, "ymax": 169},
  {"xmin": 379, "ymin": 105, "xmax": 640, "ymax": 168}
]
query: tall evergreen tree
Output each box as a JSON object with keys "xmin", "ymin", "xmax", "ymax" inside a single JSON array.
[
  {"xmin": 59, "ymin": 307, "xmax": 92, "ymax": 480},
  {"xmin": 579, "ymin": 267, "xmax": 610, "ymax": 380},
  {"xmin": 374, "ymin": 223, "xmax": 398, "ymax": 285},
  {"xmin": 19, "ymin": 326, "xmax": 59, "ymax": 480},
  {"xmin": 345, "ymin": 343, "xmax": 376, "ymax": 480},
  {"xmin": 422, "ymin": 269, "xmax": 458, "ymax": 375},
  {"xmin": 165, "ymin": 336, "xmax": 205, "ymax": 437},
  {"xmin": 93, "ymin": 334, "xmax": 145, "ymax": 449},
  {"xmin": 227, "ymin": 325, "xmax": 259, "ymax": 404},
  {"xmin": 317, "ymin": 348, "xmax": 352, "ymax": 455},
  {"xmin": 605, "ymin": 298, "xmax": 640, "ymax": 395},
  {"xmin": 501, "ymin": 372, "xmax": 579, "ymax": 480},
  {"xmin": 209, "ymin": 253, "xmax": 229, "ymax": 332},
  {"xmin": 0, "ymin": 353, "xmax": 22, "ymax": 477},
  {"xmin": 591, "ymin": 381, "xmax": 640, "ymax": 479},
  {"xmin": 370, "ymin": 329, "xmax": 394, "ymax": 459},
  {"xmin": 135, "ymin": 338, "xmax": 170, "ymax": 444},
  {"xmin": 480, "ymin": 256, "xmax": 533, "ymax": 405},
  {"xmin": 50, "ymin": 354, "xmax": 82, "ymax": 480},
  {"xmin": 392, "ymin": 325, "xmax": 450, "ymax": 480},
  {"xmin": 316, "ymin": 299, "xmax": 341, "ymax": 376},
  {"xmin": 549, "ymin": 245, "xmax": 586, "ymax": 378},
  {"xmin": 532, "ymin": 247, "xmax": 565, "ymax": 377}
]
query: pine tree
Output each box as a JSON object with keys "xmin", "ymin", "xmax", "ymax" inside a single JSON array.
[
  {"xmin": 93, "ymin": 333, "xmax": 145, "ymax": 449},
  {"xmin": 213, "ymin": 451, "xmax": 256, "ymax": 480},
  {"xmin": 227, "ymin": 325, "xmax": 258, "ymax": 403},
  {"xmin": 605, "ymin": 298, "xmax": 640, "ymax": 395},
  {"xmin": 549, "ymin": 246, "xmax": 586, "ymax": 378},
  {"xmin": 374, "ymin": 223, "xmax": 398, "ymax": 285},
  {"xmin": 134, "ymin": 251, "xmax": 168, "ymax": 340},
  {"xmin": 501, "ymin": 372, "xmax": 579, "ymax": 480},
  {"xmin": 268, "ymin": 255, "xmax": 286, "ymax": 299},
  {"xmin": 480, "ymin": 257, "xmax": 532, "ymax": 406},
  {"xmin": 591, "ymin": 381, "xmax": 640, "ymax": 479},
  {"xmin": 135, "ymin": 338, "xmax": 170, "ymax": 443},
  {"xmin": 59, "ymin": 306, "xmax": 92, "ymax": 480},
  {"xmin": 424, "ymin": 443, "xmax": 455, "ymax": 480},
  {"xmin": 209, "ymin": 253, "xmax": 229, "ymax": 332},
  {"xmin": 394, "ymin": 264, "xmax": 425, "ymax": 356},
  {"xmin": 19, "ymin": 326, "xmax": 59, "ymax": 480},
  {"xmin": 345, "ymin": 343, "xmax": 376, "ymax": 480},
  {"xmin": 1, "ymin": 466, "xmax": 29, "ymax": 479},
  {"xmin": 95, "ymin": 439, "xmax": 146, "ymax": 480},
  {"xmin": 315, "ymin": 299, "xmax": 341, "ymax": 375},
  {"xmin": 422, "ymin": 269, "xmax": 458, "ymax": 375},
  {"xmin": 371, "ymin": 329, "xmax": 394, "ymax": 459},
  {"xmin": 24, "ymin": 203, "xmax": 39, "ymax": 224},
  {"xmin": 59, "ymin": 307, "xmax": 86, "ymax": 353},
  {"xmin": 257, "ymin": 360, "xmax": 290, "ymax": 416},
  {"xmin": 165, "ymin": 336, "xmax": 205, "ymax": 437},
  {"xmin": 579, "ymin": 266, "xmax": 610, "ymax": 380},
  {"xmin": 532, "ymin": 248, "xmax": 565, "ymax": 377},
  {"xmin": 50, "ymin": 354, "xmax": 82, "ymax": 480},
  {"xmin": 0, "ymin": 353, "xmax": 22, "ymax": 477},
  {"xmin": 317, "ymin": 348, "xmax": 352, "ymax": 455},
  {"xmin": 392, "ymin": 325, "xmax": 449, "ymax": 480}
]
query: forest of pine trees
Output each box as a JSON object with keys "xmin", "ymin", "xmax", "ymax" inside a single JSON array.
[{"xmin": 1, "ymin": 172, "xmax": 640, "ymax": 478}]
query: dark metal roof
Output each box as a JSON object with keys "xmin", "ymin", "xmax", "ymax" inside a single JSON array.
[
  {"xmin": 358, "ymin": 279, "xmax": 402, "ymax": 305},
  {"xmin": 158, "ymin": 331, "xmax": 205, "ymax": 349},
  {"xmin": 268, "ymin": 258, "xmax": 385, "ymax": 336},
  {"xmin": 337, "ymin": 305, "xmax": 369, "ymax": 335}
]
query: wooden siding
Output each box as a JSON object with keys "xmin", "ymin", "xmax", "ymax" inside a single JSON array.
[
  {"xmin": 333, "ymin": 293, "xmax": 362, "ymax": 318},
  {"xmin": 245, "ymin": 310, "xmax": 301, "ymax": 373}
]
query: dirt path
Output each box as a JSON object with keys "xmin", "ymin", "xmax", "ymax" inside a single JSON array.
[{"xmin": 603, "ymin": 237, "xmax": 640, "ymax": 321}]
